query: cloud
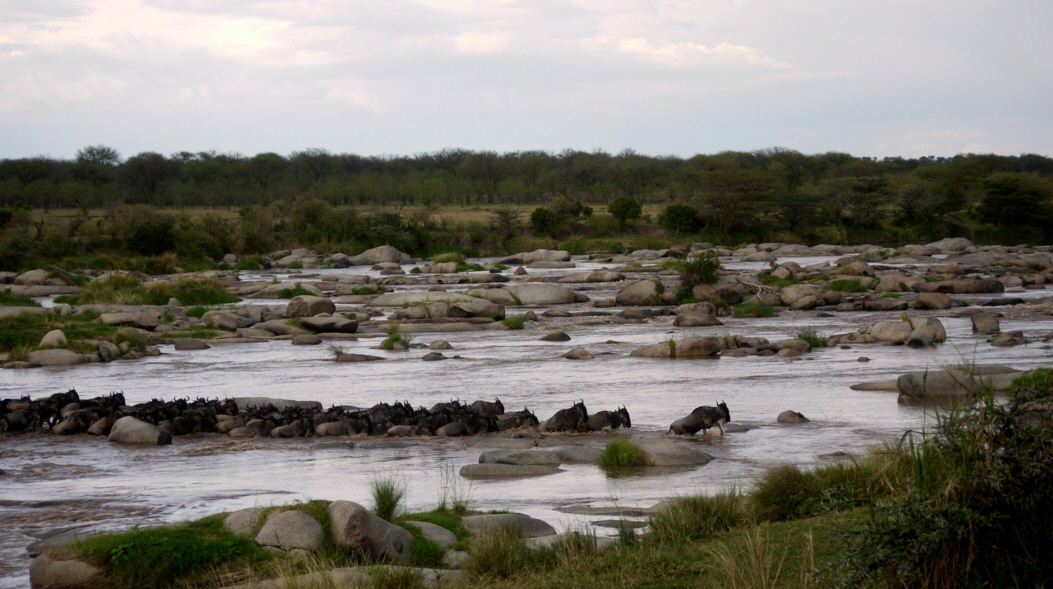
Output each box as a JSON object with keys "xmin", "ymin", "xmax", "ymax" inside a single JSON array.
[{"xmin": 587, "ymin": 36, "xmax": 792, "ymax": 70}]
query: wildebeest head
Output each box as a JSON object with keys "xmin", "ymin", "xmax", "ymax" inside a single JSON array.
[
  {"xmin": 574, "ymin": 400, "xmax": 588, "ymax": 421},
  {"xmin": 618, "ymin": 406, "xmax": 631, "ymax": 428},
  {"xmin": 717, "ymin": 401, "xmax": 730, "ymax": 422}
]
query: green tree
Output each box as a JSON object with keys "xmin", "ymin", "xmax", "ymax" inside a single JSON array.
[
  {"xmin": 608, "ymin": 196, "xmax": 642, "ymax": 227},
  {"xmin": 660, "ymin": 203, "xmax": 701, "ymax": 234},
  {"xmin": 120, "ymin": 152, "xmax": 180, "ymax": 202},
  {"xmin": 978, "ymin": 174, "xmax": 1052, "ymax": 227},
  {"xmin": 530, "ymin": 207, "xmax": 560, "ymax": 237}
]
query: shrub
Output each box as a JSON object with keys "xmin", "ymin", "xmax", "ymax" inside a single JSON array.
[
  {"xmin": 608, "ymin": 196, "xmax": 642, "ymax": 226},
  {"xmin": 277, "ymin": 282, "xmax": 314, "ymax": 298},
  {"xmin": 825, "ymin": 279, "xmax": 866, "ymax": 292},
  {"xmin": 185, "ymin": 306, "xmax": 209, "ymax": 318},
  {"xmin": 351, "ymin": 286, "xmax": 376, "ymax": 295},
  {"xmin": 795, "ymin": 329, "xmax": 828, "ymax": 348},
  {"xmin": 287, "ymin": 260, "xmax": 303, "ymax": 269},
  {"xmin": 599, "ymin": 437, "xmax": 649, "ymax": 469},
  {"xmin": 733, "ymin": 303, "xmax": 775, "ymax": 318},
  {"xmin": 660, "ymin": 203, "xmax": 702, "ymax": 234},
  {"xmin": 668, "ymin": 251, "xmax": 720, "ymax": 291}
]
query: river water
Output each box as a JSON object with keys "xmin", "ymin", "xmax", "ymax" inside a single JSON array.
[{"xmin": 2, "ymin": 256, "xmax": 1051, "ymax": 588}]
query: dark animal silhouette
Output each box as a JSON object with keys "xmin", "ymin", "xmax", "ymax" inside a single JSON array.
[{"xmin": 668, "ymin": 401, "xmax": 731, "ymax": 435}]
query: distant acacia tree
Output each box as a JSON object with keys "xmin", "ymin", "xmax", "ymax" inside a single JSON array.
[
  {"xmin": 76, "ymin": 145, "xmax": 121, "ymax": 166},
  {"xmin": 660, "ymin": 203, "xmax": 701, "ymax": 234},
  {"xmin": 608, "ymin": 196, "xmax": 642, "ymax": 227},
  {"xmin": 120, "ymin": 152, "xmax": 179, "ymax": 202}
]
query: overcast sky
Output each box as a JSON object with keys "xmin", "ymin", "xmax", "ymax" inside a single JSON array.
[{"xmin": 2, "ymin": 0, "xmax": 1051, "ymax": 161}]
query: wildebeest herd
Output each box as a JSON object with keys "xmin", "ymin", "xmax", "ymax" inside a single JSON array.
[{"xmin": 1, "ymin": 389, "xmax": 731, "ymax": 440}]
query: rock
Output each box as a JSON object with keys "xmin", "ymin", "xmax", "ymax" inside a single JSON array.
[
  {"xmin": 336, "ymin": 353, "xmax": 385, "ymax": 362},
  {"xmin": 907, "ymin": 318, "xmax": 947, "ymax": 347},
  {"xmin": 674, "ymin": 313, "xmax": 722, "ymax": 327},
  {"xmin": 96, "ymin": 341, "xmax": 121, "ymax": 361},
  {"xmin": 778, "ymin": 410, "xmax": 810, "ymax": 423},
  {"xmin": 916, "ymin": 292, "xmax": 952, "ymax": 310},
  {"xmin": 404, "ymin": 521, "xmax": 458, "ymax": 549},
  {"xmin": 629, "ymin": 342, "xmax": 674, "ymax": 358},
  {"xmin": 29, "ymin": 552, "xmax": 104, "ymax": 589},
  {"xmin": 459, "ymin": 464, "xmax": 561, "ymax": 478},
  {"xmin": 843, "ymin": 261, "xmax": 874, "ymax": 276},
  {"xmin": 14, "ymin": 269, "xmax": 51, "ymax": 285},
  {"xmin": 328, "ymin": 500, "xmax": 414, "ymax": 561},
  {"xmin": 790, "ymin": 295, "xmax": 818, "ymax": 310},
  {"xmin": 287, "ymin": 295, "xmax": 336, "ymax": 318},
  {"xmin": 300, "ymin": 316, "xmax": 358, "ymax": 333},
  {"xmin": 429, "ymin": 340, "xmax": 452, "ymax": 349},
  {"xmin": 359, "ymin": 245, "xmax": 405, "ymax": 264},
  {"xmin": 255, "ymin": 319, "xmax": 311, "ymax": 336},
  {"xmin": 201, "ymin": 310, "xmax": 242, "ymax": 331},
  {"xmin": 27, "ymin": 349, "xmax": 94, "ymax": 366},
  {"xmin": 3, "ymin": 361, "xmax": 40, "ymax": 369},
  {"xmin": 223, "ymin": 254, "xmax": 238, "ymax": 264},
  {"xmin": 292, "ymin": 334, "xmax": 323, "ymax": 345},
  {"xmin": 741, "ymin": 251, "xmax": 777, "ymax": 262},
  {"xmin": 864, "ymin": 299, "xmax": 910, "ymax": 311},
  {"xmin": 558, "ymin": 270, "xmax": 625, "ymax": 283},
  {"xmin": 615, "ymin": 280, "xmax": 661, "ymax": 306},
  {"xmin": 108, "ymin": 416, "xmax": 173, "ymax": 445},
  {"xmin": 499, "ymin": 249, "xmax": 571, "ymax": 265},
  {"xmin": 422, "ymin": 352, "xmax": 446, "ymax": 361},
  {"xmin": 174, "ymin": 338, "xmax": 210, "ymax": 350},
  {"xmin": 971, "ymin": 313, "xmax": 1000, "ymax": 334},
  {"xmin": 39, "ymin": 329, "xmax": 67, "ymax": 348},
  {"xmin": 540, "ymin": 331, "xmax": 571, "ymax": 342},
  {"xmin": 926, "ymin": 237, "xmax": 974, "ymax": 252},
  {"xmin": 780, "ymin": 284, "xmax": 821, "ymax": 306},
  {"xmin": 675, "ymin": 302, "xmax": 717, "ymax": 316},
  {"xmin": 371, "ymin": 292, "xmax": 478, "ymax": 306},
  {"xmin": 514, "ymin": 266, "xmax": 527, "ymax": 275},
  {"xmin": 777, "ymin": 348, "xmax": 802, "ymax": 358},
  {"xmin": 504, "ymin": 283, "xmax": 583, "ymax": 305},
  {"xmin": 255, "ymin": 510, "xmax": 324, "ymax": 554},
  {"xmin": 237, "ymin": 327, "xmax": 278, "ymax": 339},
  {"xmin": 991, "ymin": 331, "xmax": 1028, "ymax": 347},
  {"xmin": 100, "ymin": 312, "xmax": 159, "ymax": 330},
  {"xmin": 633, "ymin": 438, "xmax": 713, "ymax": 466},
  {"xmin": 897, "ymin": 366, "xmax": 1025, "ymax": 401},
  {"xmin": 982, "ymin": 297, "xmax": 1026, "ymax": 307},
  {"xmin": 548, "ymin": 446, "xmax": 603, "ymax": 463},
  {"xmin": 870, "ymin": 321, "xmax": 914, "ymax": 342},
  {"xmin": 675, "ymin": 337, "xmax": 721, "ymax": 358},
  {"xmin": 461, "ymin": 513, "xmax": 557, "ymax": 538},
  {"xmin": 564, "ymin": 347, "xmax": 593, "ymax": 360},
  {"xmin": 224, "ymin": 507, "xmax": 265, "ymax": 537},
  {"xmin": 479, "ymin": 449, "xmax": 563, "ymax": 466}
]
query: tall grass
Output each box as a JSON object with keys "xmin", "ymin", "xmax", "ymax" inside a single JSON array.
[
  {"xmin": 707, "ymin": 527, "xmax": 784, "ymax": 589},
  {"xmin": 57, "ymin": 274, "xmax": 239, "ymax": 306},
  {"xmin": 648, "ymin": 490, "xmax": 751, "ymax": 543},
  {"xmin": 380, "ymin": 322, "xmax": 413, "ymax": 350},
  {"xmin": 436, "ymin": 463, "xmax": 473, "ymax": 514},
  {"xmin": 369, "ymin": 476, "xmax": 407, "ymax": 521},
  {"xmin": 794, "ymin": 329, "xmax": 828, "ymax": 348},
  {"xmin": 501, "ymin": 315, "xmax": 527, "ymax": 329}
]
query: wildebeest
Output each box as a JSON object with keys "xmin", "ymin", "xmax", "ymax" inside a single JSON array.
[
  {"xmin": 586, "ymin": 406, "xmax": 631, "ymax": 432},
  {"xmin": 315, "ymin": 417, "xmax": 370, "ymax": 437},
  {"xmin": 667, "ymin": 401, "xmax": 731, "ymax": 435},
  {"xmin": 436, "ymin": 415, "xmax": 496, "ymax": 437},
  {"xmin": 386, "ymin": 425, "xmax": 420, "ymax": 437},
  {"xmin": 271, "ymin": 418, "xmax": 312, "ymax": 438},
  {"xmin": 539, "ymin": 400, "xmax": 589, "ymax": 433},
  {"xmin": 469, "ymin": 398, "xmax": 504, "ymax": 417},
  {"xmin": 496, "ymin": 407, "xmax": 539, "ymax": 431}
]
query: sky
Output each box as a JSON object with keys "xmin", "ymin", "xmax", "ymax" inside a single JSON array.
[{"xmin": 1, "ymin": 0, "xmax": 1051, "ymax": 161}]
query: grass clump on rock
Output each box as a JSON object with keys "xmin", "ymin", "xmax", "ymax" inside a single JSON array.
[
  {"xmin": 502, "ymin": 315, "xmax": 527, "ymax": 329},
  {"xmin": 278, "ymin": 282, "xmax": 314, "ymax": 298},
  {"xmin": 825, "ymin": 279, "xmax": 867, "ymax": 292},
  {"xmin": 794, "ymin": 329, "xmax": 828, "ymax": 348},
  {"xmin": 56, "ymin": 274, "xmax": 240, "ymax": 306},
  {"xmin": 599, "ymin": 437, "xmax": 649, "ymax": 468},
  {"xmin": 0, "ymin": 309, "xmax": 117, "ymax": 354},
  {"xmin": 733, "ymin": 303, "xmax": 775, "ymax": 318},
  {"xmin": 380, "ymin": 322, "xmax": 413, "ymax": 350}
]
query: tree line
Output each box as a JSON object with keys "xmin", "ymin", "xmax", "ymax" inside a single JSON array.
[{"xmin": 0, "ymin": 147, "xmax": 1050, "ymax": 270}]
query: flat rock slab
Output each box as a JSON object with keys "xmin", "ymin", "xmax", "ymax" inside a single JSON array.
[
  {"xmin": 546, "ymin": 445, "xmax": 603, "ymax": 463},
  {"xmin": 849, "ymin": 380, "xmax": 900, "ymax": 391},
  {"xmin": 459, "ymin": 463, "xmax": 561, "ymax": 479},
  {"xmin": 464, "ymin": 438, "xmax": 537, "ymax": 449},
  {"xmin": 174, "ymin": 338, "xmax": 210, "ymax": 350},
  {"xmin": 27, "ymin": 349, "xmax": 97, "ymax": 366},
  {"xmin": 478, "ymin": 449, "xmax": 563, "ymax": 466},
  {"xmin": 336, "ymin": 353, "xmax": 385, "ymax": 362},
  {"xmin": 462, "ymin": 513, "xmax": 557, "ymax": 538}
]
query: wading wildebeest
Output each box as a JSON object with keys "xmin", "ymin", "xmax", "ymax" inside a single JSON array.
[
  {"xmin": 667, "ymin": 401, "xmax": 731, "ymax": 435},
  {"xmin": 586, "ymin": 406, "xmax": 631, "ymax": 432},
  {"xmin": 469, "ymin": 397, "xmax": 504, "ymax": 417},
  {"xmin": 539, "ymin": 400, "xmax": 589, "ymax": 433}
]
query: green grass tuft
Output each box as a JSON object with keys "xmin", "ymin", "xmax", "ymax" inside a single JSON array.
[
  {"xmin": 278, "ymin": 282, "xmax": 314, "ymax": 298},
  {"xmin": 794, "ymin": 329, "xmax": 827, "ymax": 348},
  {"xmin": 648, "ymin": 490, "xmax": 751, "ymax": 543},
  {"xmin": 757, "ymin": 273, "xmax": 801, "ymax": 288},
  {"xmin": 0, "ymin": 290, "xmax": 41, "ymax": 306},
  {"xmin": 370, "ymin": 476, "xmax": 407, "ymax": 521},
  {"xmin": 599, "ymin": 437, "xmax": 650, "ymax": 469},
  {"xmin": 733, "ymin": 303, "xmax": 775, "ymax": 318},
  {"xmin": 825, "ymin": 279, "xmax": 866, "ymax": 292},
  {"xmin": 502, "ymin": 315, "xmax": 527, "ymax": 329}
]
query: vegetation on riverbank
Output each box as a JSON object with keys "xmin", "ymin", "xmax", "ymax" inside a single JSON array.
[
  {"xmin": 53, "ymin": 274, "xmax": 240, "ymax": 306},
  {"xmin": 2, "ymin": 149, "xmax": 1050, "ymax": 272}
]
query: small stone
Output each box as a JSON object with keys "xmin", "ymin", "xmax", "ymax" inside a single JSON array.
[
  {"xmin": 540, "ymin": 331, "xmax": 571, "ymax": 342},
  {"xmin": 429, "ymin": 340, "xmax": 453, "ymax": 349},
  {"xmin": 292, "ymin": 334, "xmax": 323, "ymax": 345},
  {"xmin": 857, "ymin": 356, "xmax": 870, "ymax": 362},
  {"xmin": 422, "ymin": 352, "xmax": 446, "ymax": 361},
  {"xmin": 564, "ymin": 347, "xmax": 594, "ymax": 360},
  {"xmin": 174, "ymin": 338, "xmax": 210, "ymax": 350}
]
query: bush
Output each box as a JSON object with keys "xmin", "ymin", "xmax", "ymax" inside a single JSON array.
[
  {"xmin": 530, "ymin": 207, "xmax": 562, "ymax": 237},
  {"xmin": 836, "ymin": 370, "xmax": 1053, "ymax": 588},
  {"xmin": 599, "ymin": 437, "xmax": 649, "ymax": 469},
  {"xmin": 660, "ymin": 203, "xmax": 702, "ymax": 234},
  {"xmin": 608, "ymin": 196, "xmax": 642, "ymax": 226},
  {"xmin": 668, "ymin": 251, "xmax": 720, "ymax": 291}
]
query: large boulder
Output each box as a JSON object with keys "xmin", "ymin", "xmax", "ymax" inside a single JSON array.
[
  {"xmin": 897, "ymin": 366, "xmax": 1025, "ymax": 401},
  {"xmin": 691, "ymin": 278, "xmax": 745, "ymax": 306},
  {"xmin": 29, "ymin": 552, "xmax": 104, "ymax": 589},
  {"xmin": 780, "ymin": 284, "xmax": 821, "ymax": 307},
  {"xmin": 255, "ymin": 510, "xmax": 324, "ymax": 555},
  {"xmin": 14, "ymin": 269, "xmax": 51, "ymax": 285},
  {"xmin": 870, "ymin": 321, "xmax": 914, "ymax": 342},
  {"xmin": 675, "ymin": 337, "xmax": 721, "ymax": 358},
  {"xmin": 907, "ymin": 318, "xmax": 947, "ymax": 347},
  {"xmin": 174, "ymin": 338, "xmax": 210, "ymax": 350},
  {"xmin": 499, "ymin": 249, "xmax": 571, "ymax": 265},
  {"xmin": 971, "ymin": 313, "xmax": 1000, "ymax": 334},
  {"xmin": 287, "ymin": 295, "xmax": 336, "ymax": 318},
  {"xmin": 328, "ymin": 500, "xmax": 414, "ymax": 561},
  {"xmin": 915, "ymin": 292, "xmax": 951, "ymax": 310},
  {"xmin": 224, "ymin": 507, "xmax": 265, "ymax": 537},
  {"xmin": 461, "ymin": 513, "xmax": 557, "ymax": 538},
  {"xmin": 371, "ymin": 292, "xmax": 478, "ymax": 306},
  {"xmin": 615, "ymin": 280, "xmax": 661, "ymax": 306},
  {"xmin": 201, "ymin": 310, "xmax": 243, "ymax": 331},
  {"xmin": 27, "ymin": 349, "xmax": 95, "ymax": 366},
  {"xmin": 100, "ymin": 312, "xmax": 158, "ymax": 330},
  {"xmin": 108, "ymin": 416, "xmax": 172, "ymax": 445},
  {"xmin": 777, "ymin": 410, "xmax": 810, "ymax": 423},
  {"xmin": 465, "ymin": 288, "xmax": 518, "ymax": 305},
  {"xmin": 404, "ymin": 521, "xmax": 458, "ymax": 549},
  {"xmin": 558, "ymin": 270, "xmax": 625, "ymax": 283},
  {"xmin": 254, "ymin": 319, "xmax": 311, "ymax": 336},
  {"xmin": 675, "ymin": 302, "xmax": 717, "ymax": 316},
  {"xmin": 459, "ymin": 464, "xmax": 561, "ymax": 478},
  {"xmin": 359, "ymin": 245, "xmax": 406, "ymax": 264},
  {"xmin": 39, "ymin": 330, "xmax": 67, "ymax": 348},
  {"xmin": 926, "ymin": 237, "xmax": 974, "ymax": 253},
  {"xmin": 478, "ymin": 449, "xmax": 563, "ymax": 466},
  {"xmin": 629, "ymin": 342, "xmax": 674, "ymax": 359}
]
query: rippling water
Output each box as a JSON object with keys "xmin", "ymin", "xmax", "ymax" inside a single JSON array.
[{"xmin": 2, "ymin": 257, "xmax": 1051, "ymax": 588}]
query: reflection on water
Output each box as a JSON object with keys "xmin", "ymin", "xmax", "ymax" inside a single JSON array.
[{"xmin": 3, "ymin": 259, "xmax": 1050, "ymax": 588}]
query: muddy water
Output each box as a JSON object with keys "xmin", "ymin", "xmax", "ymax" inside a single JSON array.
[{"xmin": 3, "ymin": 259, "xmax": 1052, "ymax": 588}]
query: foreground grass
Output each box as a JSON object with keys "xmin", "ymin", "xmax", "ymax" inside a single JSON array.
[
  {"xmin": 0, "ymin": 310, "xmax": 117, "ymax": 353},
  {"xmin": 0, "ymin": 290, "xmax": 42, "ymax": 306}
]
